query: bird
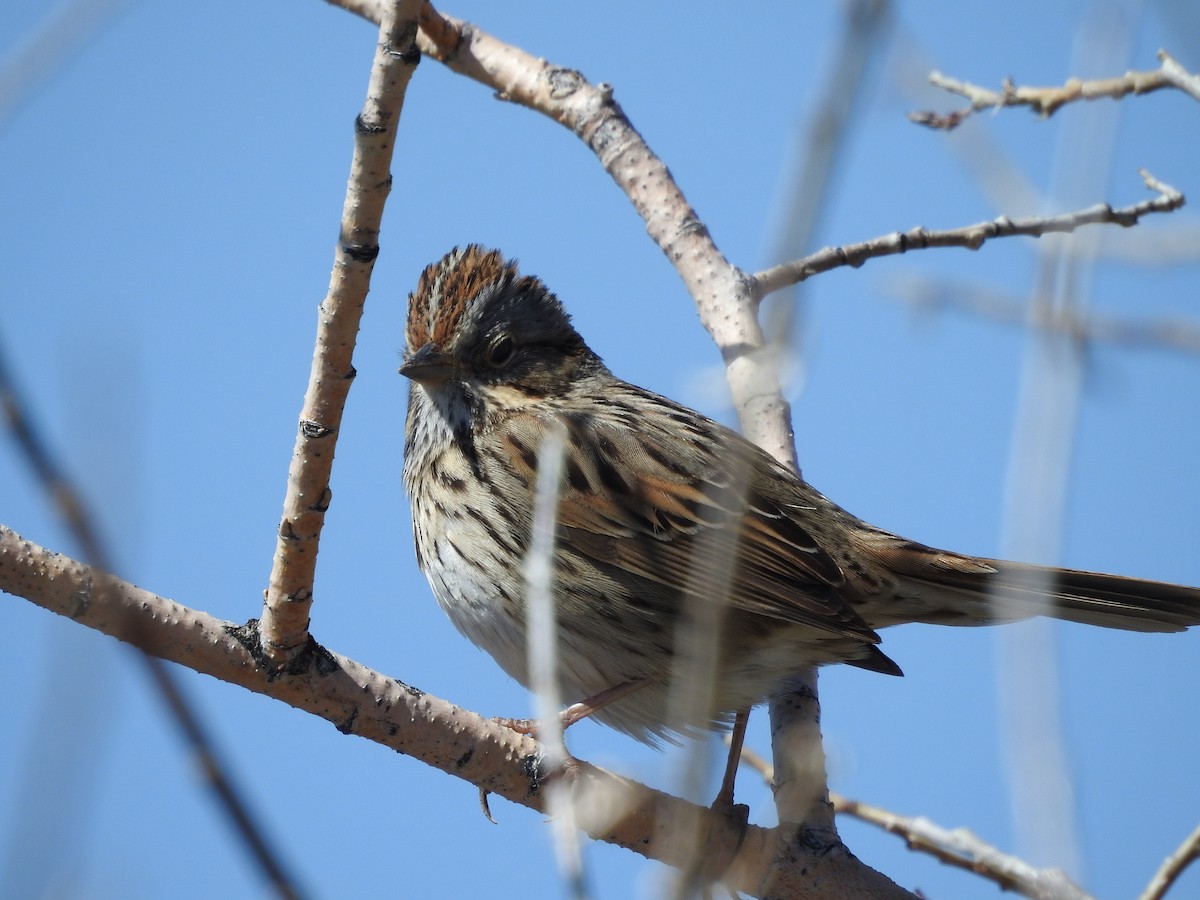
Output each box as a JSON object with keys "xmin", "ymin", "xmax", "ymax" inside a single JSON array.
[{"xmin": 400, "ymin": 244, "xmax": 1200, "ymax": 746}]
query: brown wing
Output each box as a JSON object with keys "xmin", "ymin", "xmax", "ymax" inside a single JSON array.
[{"xmin": 497, "ymin": 387, "xmax": 884, "ymax": 647}]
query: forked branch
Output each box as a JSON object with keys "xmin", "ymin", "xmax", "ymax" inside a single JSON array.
[{"xmin": 910, "ymin": 49, "xmax": 1200, "ymax": 130}]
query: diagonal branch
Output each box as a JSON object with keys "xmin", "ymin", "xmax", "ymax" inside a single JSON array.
[
  {"xmin": 752, "ymin": 169, "xmax": 1184, "ymax": 300},
  {"xmin": 734, "ymin": 740, "xmax": 1092, "ymax": 900},
  {"xmin": 910, "ymin": 49, "xmax": 1200, "ymax": 130},
  {"xmin": 0, "ymin": 343, "xmax": 305, "ymax": 898},
  {"xmin": 1140, "ymin": 820, "xmax": 1200, "ymax": 900},
  {"xmin": 0, "ymin": 524, "xmax": 913, "ymax": 900},
  {"xmin": 832, "ymin": 795, "xmax": 1092, "ymax": 900},
  {"xmin": 259, "ymin": 0, "xmax": 422, "ymax": 665}
]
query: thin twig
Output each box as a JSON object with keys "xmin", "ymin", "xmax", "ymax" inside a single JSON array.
[
  {"xmin": 890, "ymin": 31, "xmax": 1044, "ymax": 215},
  {"xmin": 910, "ymin": 49, "xmax": 1200, "ymax": 130},
  {"xmin": 259, "ymin": 0, "xmax": 422, "ymax": 664},
  {"xmin": 730, "ymin": 738, "xmax": 1093, "ymax": 900},
  {"xmin": 831, "ymin": 795, "xmax": 1093, "ymax": 900},
  {"xmin": 0, "ymin": 345, "xmax": 305, "ymax": 900},
  {"xmin": 1140, "ymin": 821, "xmax": 1200, "ymax": 900},
  {"xmin": 752, "ymin": 168, "xmax": 1184, "ymax": 300}
]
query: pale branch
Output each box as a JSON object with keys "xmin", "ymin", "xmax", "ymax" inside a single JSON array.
[
  {"xmin": 731, "ymin": 739, "xmax": 1093, "ymax": 900},
  {"xmin": 833, "ymin": 796, "xmax": 1092, "ymax": 900},
  {"xmin": 0, "ymin": 525, "xmax": 913, "ymax": 900},
  {"xmin": 259, "ymin": 0, "xmax": 422, "ymax": 665},
  {"xmin": 0, "ymin": 346, "xmax": 304, "ymax": 898},
  {"xmin": 909, "ymin": 49, "xmax": 1200, "ymax": 130},
  {"xmin": 752, "ymin": 169, "xmax": 1184, "ymax": 300},
  {"xmin": 1140, "ymin": 821, "xmax": 1200, "ymax": 900},
  {"xmin": 888, "ymin": 31, "xmax": 1043, "ymax": 216},
  {"xmin": 342, "ymin": 0, "xmax": 837, "ymax": 845},
  {"xmin": 889, "ymin": 274, "xmax": 1200, "ymax": 357}
]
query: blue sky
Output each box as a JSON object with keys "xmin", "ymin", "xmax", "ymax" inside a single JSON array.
[{"xmin": 2, "ymin": 2, "xmax": 1198, "ymax": 897}]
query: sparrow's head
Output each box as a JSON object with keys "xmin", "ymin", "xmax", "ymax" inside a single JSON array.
[{"xmin": 401, "ymin": 245, "xmax": 601, "ymax": 400}]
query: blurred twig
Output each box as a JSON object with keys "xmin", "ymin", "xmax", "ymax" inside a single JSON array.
[
  {"xmin": 0, "ymin": 344, "xmax": 305, "ymax": 899},
  {"xmin": 0, "ymin": 0, "xmax": 129, "ymax": 126},
  {"xmin": 740, "ymin": 0, "xmax": 891, "ymax": 841},
  {"xmin": 889, "ymin": 273, "xmax": 1200, "ymax": 357},
  {"xmin": 526, "ymin": 426, "xmax": 591, "ymax": 900},
  {"xmin": 994, "ymin": 11, "xmax": 1133, "ymax": 870},
  {"xmin": 910, "ymin": 49, "xmax": 1200, "ymax": 130},
  {"xmin": 763, "ymin": 0, "xmax": 891, "ymax": 311}
]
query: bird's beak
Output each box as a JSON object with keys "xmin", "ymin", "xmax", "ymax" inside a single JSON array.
[{"xmin": 400, "ymin": 342, "xmax": 456, "ymax": 386}]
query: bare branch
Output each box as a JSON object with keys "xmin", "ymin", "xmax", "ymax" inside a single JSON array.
[
  {"xmin": 1140, "ymin": 821, "xmax": 1200, "ymax": 900},
  {"xmin": 733, "ymin": 737, "xmax": 1093, "ymax": 900},
  {"xmin": 259, "ymin": 0, "xmax": 422, "ymax": 664},
  {"xmin": 910, "ymin": 49, "xmax": 1200, "ymax": 130},
  {"xmin": 752, "ymin": 169, "xmax": 1184, "ymax": 300},
  {"xmin": 832, "ymin": 796, "xmax": 1092, "ymax": 900},
  {"xmin": 0, "ymin": 525, "xmax": 916, "ymax": 900}
]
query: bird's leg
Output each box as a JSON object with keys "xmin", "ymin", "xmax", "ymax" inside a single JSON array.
[
  {"xmin": 714, "ymin": 707, "xmax": 750, "ymax": 809},
  {"xmin": 494, "ymin": 679, "xmax": 649, "ymax": 736}
]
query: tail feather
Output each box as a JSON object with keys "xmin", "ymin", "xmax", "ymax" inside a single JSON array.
[{"xmin": 875, "ymin": 543, "xmax": 1200, "ymax": 634}]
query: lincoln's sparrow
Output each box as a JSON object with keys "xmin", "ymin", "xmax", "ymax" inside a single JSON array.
[{"xmin": 401, "ymin": 245, "xmax": 1199, "ymax": 742}]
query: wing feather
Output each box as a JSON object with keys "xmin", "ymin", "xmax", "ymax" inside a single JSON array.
[{"xmin": 498, "ymin": 389, "xmax": 881, "ymax": 644}]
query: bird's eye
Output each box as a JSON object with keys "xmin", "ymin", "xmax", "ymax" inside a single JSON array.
[{"xmin": 486, "ymin": 333, "xmax": 515, "ymax": 367}]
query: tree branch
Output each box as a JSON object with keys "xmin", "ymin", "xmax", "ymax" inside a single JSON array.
[
  {"xmin": 832, "ymin": 796, "xmax": 1092, "ymax": 900},
  {"xmin": 259, "ymin": 0, "xmax": 422, "ymax": 665},
  {"xmin": 752, "ymin": 169, "xmax": 1184, "ymax": 300},
  {"xmin": 909, "ymin": 49, "xmax": 1200, "ymax": 130},
  {"xmin": 0, "ymin": 524, "xmax": 915, "ymax": 899},
  {"xmin": 1140, "ymin": 821, "xmax": 1200, "ymax": 900},
  {"xmin": 734, "ymin": 740, "xmax": 1092, "ymax": 900}
]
